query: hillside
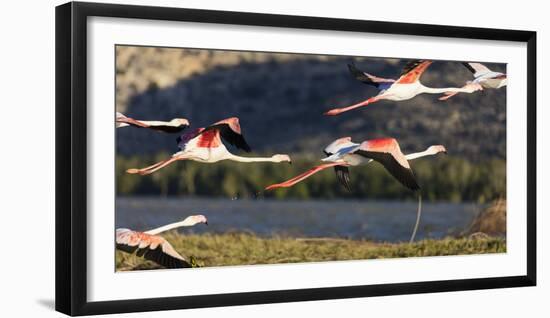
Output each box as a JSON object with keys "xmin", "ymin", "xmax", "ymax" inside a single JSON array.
[{"xmin": 115, "ymin": 46, "xmax": 506, "ymax": 161}]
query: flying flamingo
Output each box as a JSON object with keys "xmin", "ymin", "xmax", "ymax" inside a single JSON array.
[
  {"xmin": 439, "ymin": 62, "xmax": 507, "ymax": 100},
  {"xmin": 127, "ymin": 117, "xmax": 291, "ymax": 175},
  {"xmin": 116, "ymin": 112, "xmax": 190, "ymax": 133},
  {"xmin": 116, "ymin": 214, "xmax": 208, "ymax": 269},
  {"xmin": 265, "ymin": 137, "xmax": 447, "ymax": 242},
  {"xmin": 324, "ymin": 60, "xmax": 481, "ymax": 116}
]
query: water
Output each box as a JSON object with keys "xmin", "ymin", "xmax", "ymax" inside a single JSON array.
[{"xmin": 116, "ymin": 197, "xmax": 483, "ymax": 242}]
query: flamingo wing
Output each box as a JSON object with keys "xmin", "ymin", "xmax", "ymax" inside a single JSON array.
[
  {"xmin": 347, "ymin": 63, "xmax": 395, "ymax": 88},
  {"xmin": 116, "ymin": 229, "xmax": 192, "ymax": 269},
  {"xmin": 334, "ymin": 165, "xmax": 351, "ymax": 191},
  {"xmin": 147, "ymin": 122, "xmax": 189, "ymax": 133},
  {"xmin": 176, "ymin": 128, "xmax": 205, "ymax": 150},
  {"xmin": 203, "ymin": 117, "xmax": 251, "ymax": 152},
  {"xmin": 462, "ymin": 62, "xmax": 492, "ymax": 77},
  {"xmin": 265, "ymin": 162, "xmax": 344, "ymax": 190},
  {"xmin": 395, "ymin": 60, "xmax": 432, "ymax": 84},
  {"xmin": 323, "ymin": 137, "xmax": 355, "ymax": 191},
  {"xmin": 353, "ymin": 138, "xmax": 420, "ymax": 191},
  {"xmin": 323, "ymin": 137, "xmax": 357, "ymax": 156}
]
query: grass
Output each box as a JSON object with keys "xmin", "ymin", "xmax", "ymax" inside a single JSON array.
[{"xmin": 116, "ymin": 232, "xmax": 506, "ymax": 271}]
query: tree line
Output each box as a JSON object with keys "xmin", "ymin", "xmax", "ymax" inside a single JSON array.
[{"xmin": 116, "ymin": 153, "xmax": 505, "ymax": 203}]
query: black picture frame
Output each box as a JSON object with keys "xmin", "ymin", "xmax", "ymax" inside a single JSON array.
[{"xmin": 55, "ymin": 1, "xmax": 537, "ymax": 316}]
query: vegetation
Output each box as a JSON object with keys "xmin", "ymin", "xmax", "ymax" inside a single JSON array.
[
  {"xmin": 116, "ymin": 232, "xmax": 506, "ymax": 271},
  {"xmin": 116, "ymin": 154, "xmax": 505, "ymax": 203}
]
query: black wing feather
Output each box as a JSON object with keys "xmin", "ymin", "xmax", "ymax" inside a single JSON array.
[
  {"xmin": 347, "ymin": 63, "xmax": 380, "ymax": 88},
  {"xmin": 116, "ymin": 243, "xmax": 192, "ymax": 269},
  {"xmin": 205, "ymin": 123, "xmax": 252, "ymax": 152},
  {"xmin": 143, "ymin": 246, "xmax": 192, "ymax": 269},
  {"xmin": 355, "ymin": 150, "xmax": 420, "ymax": 191},
  {"xmin": 334, "ymin": 166, "xmax": 351, "ymax": 191},
  {"xmin": 149, "ymin": 125, "xmax": 188, "ymax": 134},
  {"xmin": 462, "ymin": 62, "xmax": 476, "ymax": 74},
  {"xmin": 400, "ymin": 60, "xmax": 424, "ymax": 77}
]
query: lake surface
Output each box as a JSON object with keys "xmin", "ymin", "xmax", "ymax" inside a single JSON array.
[{"xmin": 116, "ymin": 197, "xmax": 484, "ymax": 242}]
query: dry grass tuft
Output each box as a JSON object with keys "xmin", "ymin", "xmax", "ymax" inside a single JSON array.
[{"xmin": 466, "ymin": 199, "xmax": 506, "ymax": 237}]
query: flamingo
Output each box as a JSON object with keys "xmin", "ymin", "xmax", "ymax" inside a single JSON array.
[
  {"xmin": 127, "ymin": 117, "xmax": 291, "ymax": 175},
  {"xmin": 439, "ymin": 62, "xmax": 507, "ymax": 101},
  {"xmin": 265, "ymin": 137, "xmax": 447, "ymax": 242},
  {"xmin": 116, "ymin": 112, "xmax": 190, "ymax": 133},
  {"xmin": 116, "ymin": 214, "xmax": 208, "ymax": 269},
  {"xmin": 324, "ymin": 60, "xmax": 481, "ymax": 116}
]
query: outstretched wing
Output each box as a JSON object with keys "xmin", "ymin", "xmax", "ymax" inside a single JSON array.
[
  {"xmin": 396, "ymin": 60, "xmax": 432, "ymax": 84},
  {"xmin": 462, "ymin": 62, "xmax": 492, "ymax": 77},
  {"xmin": 203, "ymin": 117, "xmax": 251, "ymax": 152},
  {"xmin": 334, "ymin": 165, "xmax": 351, "ymax": 191},
  {"xmin": 116, "ymin": 229, "xmax": 192, "ymax": 269},
  {"xmin": 146, "ymin": 120, "xmax": 189, "ymax": 133},
  {"xmin": 176, "ymin": 128, "xmax": 205, "ymax": 150},
  {"xmin": 347, "ymin": 63, "xmax": 395, "ymax": 88},
  {"xmin": 353, "ymin": 138, "xmax": 420, "ymax": 191}
]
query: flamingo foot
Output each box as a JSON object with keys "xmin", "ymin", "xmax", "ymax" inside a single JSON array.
[
  {"xmin": 126, "ymin": 168, "xmax": 153, "ymax": 175},
  {"xmin": 324, "ymin": 108, "xmax": 347, "ymax": 116}
]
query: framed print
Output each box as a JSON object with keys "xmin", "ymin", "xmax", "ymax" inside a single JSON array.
[{"xmin": 55, "ymin": 1, "xmax": 536, "ymax": 316}]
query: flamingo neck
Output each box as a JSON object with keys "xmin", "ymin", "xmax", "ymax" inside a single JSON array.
[
  {"xmin": 420, "ymin": 85, "xmax": 470, "ymax": 94},
  {"xmin": 227, "ymin": 154, "xmax": 280, "ymax": 163},
  {"xmin": 404, "ymin": 148, "xmax": 436, "ymax": 160},
  {"xmin": 139, "ymin": 120, "xmax": 171, "ymax": 127},
  {"xmin": 144, "ymin": 218, "xmax": 196, "ymax": 235}
]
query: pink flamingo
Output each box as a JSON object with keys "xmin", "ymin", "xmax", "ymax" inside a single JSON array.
[
  {"xmin": 127, "ymin": 117, "xmax": 291, "ymax": 175},
  {"xmin": 116, "ymin": 214, "xmax": 208, "ymax": 269},
  {"xmin": 439, "ymin": 62, "xmax": 507, "ymax": 100},
  {"xmin": 324, "ymin": 61, "xmax": 481, "ymax": 116},
  {"xmin": 116, "ymin": 112, "xmax": 190, "ymax": 133},
  {"xmin": 265, "ymin": 137, "xmax": 447, "ymax": 242}
]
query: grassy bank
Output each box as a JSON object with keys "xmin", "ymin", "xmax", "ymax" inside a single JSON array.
[{"xmin": 116, "ymin": 232, "xmax": 506, "ymax": 271}]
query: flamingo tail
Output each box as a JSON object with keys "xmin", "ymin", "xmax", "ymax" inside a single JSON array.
[{"xmin": 409, "ymin": 193, "xmax": 422, "ymax": 243}]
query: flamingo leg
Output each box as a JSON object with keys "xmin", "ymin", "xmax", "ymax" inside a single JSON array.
[
  {"xmin": 409, "ymin": 194, "xmax": 422, "ymax": 243},
  {"xmin": 127, "ymin": 155, "xmax": 187, "ymax": 175},
  {"xmin": 438, "ymin": 92, "xmax": 459, "ymax": 101},
  {"xmin": 265, "ymin": 162, "xmax": 345, "ymax": 190},
  {"xmin": 116, "ymin": 117, "xmax": 150, "ymax": 128},
  {"xmin": 324, "ymin": 96, "xmax": 381, "ymax": 116}
]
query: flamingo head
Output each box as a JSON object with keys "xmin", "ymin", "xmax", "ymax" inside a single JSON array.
[
  {"xmin": 170, "ymin": 118, "xmax": 190, "ymax": 127},
  {"xmin": 182, "ymin": 214, "xmax": 208, "ymax": 226},
  {"xmin": 427, "ymin": 145, "xmax": 447, "ymax": 155},
  {"xmin": 272, "ymin": 154, "xmax": 292, "ymax": 164},
  {"xmin": 496, "ymin": 75, "xmax": 507, "ymax": 88}
]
